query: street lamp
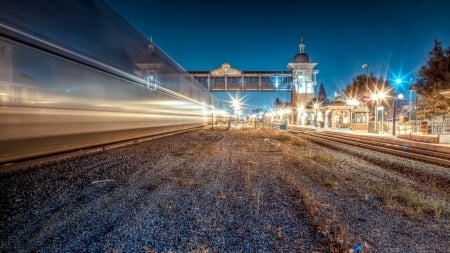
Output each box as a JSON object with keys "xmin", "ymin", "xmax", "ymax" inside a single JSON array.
[
  {"xmin": 371, "ymin": 91, "xmax": 385, "ymax": 133},
  {"xmin": 362, "ymin": 64, "xmax": 369, "ymax": 90},
  {"xmin": 395, "ymin": 77, "xmax": 415, "ymax": 121},
  {"xmin": 285, "ymin": 109, "xmax": 291, "ymax": 125},
  {"xmin": 313, "ymin": 103, "xmax": 319, "ymax": 127},
  {"xmin": 297, "ymin": 106, "xmax": 305, "ymax": 125},
  {"xmin": 408, "ymin": 85, "xmax": 416, "ymax": 121},
  {"xmin": 346, "ymin": 98, "xmax": 359, "ymax": 130},
  {"xmin": 392, "ymin": 93, "xmax": 404, "ymax": 136},
  {"xmin": 231, "ymin": 96, "xmax": 241, "ymax": 126},
  {"xmin": 211, "ymin": 107, "xmax": 215, "ymax": 130}
]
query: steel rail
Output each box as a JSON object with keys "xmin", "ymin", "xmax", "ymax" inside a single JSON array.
[
  {"xmin": 319, "ymin": 132, "xmax": 450, "ymax": 161},
  {"xmin": 0, "ymin": 126, "xmax": 204, "ymax": 174},
  {"xmin": 288, "ymin": 127, "xmax": 450, "ymax": 168}
]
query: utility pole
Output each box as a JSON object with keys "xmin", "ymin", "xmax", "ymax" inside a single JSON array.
[{"xmin": 362, "ymin": 63, "xmax": 371, "ymax": 131}]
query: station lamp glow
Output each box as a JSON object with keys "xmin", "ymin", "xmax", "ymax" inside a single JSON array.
[
  {"xmin": 370, "ymin": 90, "xmax": 386, "ymax": 133},
  {"xmin": 346, "ymin": 98, "xmax": 359, "ymax": 129}
]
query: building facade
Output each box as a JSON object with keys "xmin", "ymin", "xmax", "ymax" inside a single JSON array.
[
  {"xmin": 189, "ymin": 63, "xmax": 293, "ymax": 92},
  {"xmin": 288, "ymin": 40, "xmax": 319, "ymax": 123},
  {"xmin": 189, "ymin": 40, "xmax": 319, "ymax": 124}
]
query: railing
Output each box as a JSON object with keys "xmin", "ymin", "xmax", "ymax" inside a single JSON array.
[
  {"xmin": 430, "ymin": 121, "xmax": 450, "ymax": 134},
  {"xmin": 396, "ymin": 120, "xmax": 450, "ymax": 135}
]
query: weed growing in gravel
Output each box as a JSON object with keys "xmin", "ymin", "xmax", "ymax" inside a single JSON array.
[
  {"xmin": 254, "ymin": 183, "xmax": 261, "ymax": 217},
  {"xmin": 289, "ymin": 154, "xmax": 313, "ymax": 168},
  {"xmin": 288, "ymin": 154, "xmax": 342, "ymax": 192},
  {"xmin": 430, "ymin": 200, "xmax": 445, "ymax": 219},
  {"xmin": 290, "ymin": 137, "xmax": 309, "ymax": 148},
  {"xmin": 273, "ymin": 132, "xmax": 292, "ymax": 142},
  {"xmin": 311, "ymin": 153, "xmax": 339, "ymax": 166},
  {"xmin": 176, "ymin": 178, "xmax": 198, "ymax": 189},
  {"xmin": 374, "ymin": 185, "xmax": 449, "ymax": 218},
  {"xmin": 283, "ymin": 173, "xmax": 354, "ymax": 252},
  {"xmin": 175, "ymin": 165, "xmax": 192, "ymax": 177},
  {"xmin": 200, "ymin": 143, "xmax": 218, "ymax": 155}
]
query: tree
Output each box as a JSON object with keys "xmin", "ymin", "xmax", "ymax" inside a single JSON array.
[
  {"xmin": 273, "ymin": 97, "xmax": 288, "ymax": 110},
  {"xmin": 317, "ymin": 82, "xmax": 329, "ymax": 104},
  {"xmin": 343, "ymin": 74, "xmax": 394, "ymax": 112},
  {"xmin": 274, "ymin": 97, "xmax": 282, "ymax": 107},
  {"xmin": 414, "ymin": 39, "xmax": 450, "ymax": 120}
]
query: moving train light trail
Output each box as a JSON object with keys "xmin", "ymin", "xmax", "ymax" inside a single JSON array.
[{"xmin": 0, "ymin": 24, "xmax": 221, "ymax": 164}]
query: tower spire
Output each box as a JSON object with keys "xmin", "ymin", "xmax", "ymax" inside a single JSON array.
[{"xmin": 299, "ymin": 37, "xmax": 305, "ymax": 53}]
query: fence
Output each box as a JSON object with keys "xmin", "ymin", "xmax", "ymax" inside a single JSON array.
[{"xmin": 395, "ymin": 120, "xmax": 450, "ymax": 135}]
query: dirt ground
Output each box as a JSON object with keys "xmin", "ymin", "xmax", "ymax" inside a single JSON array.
[{"xmin": 1, "ymin": 128, "xmax": 449, "ymax": 252}]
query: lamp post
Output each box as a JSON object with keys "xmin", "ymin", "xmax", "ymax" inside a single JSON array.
[
  {"xmin": 371, "ymin": 92, "xmax": 385, "ymax": 133},
  {"xmin": 231, "ymin": 97, "xmax": 241, "ymax": 126},
  {"xmin": 285, "ymin": 109, "xmax": 291, "ymax": 127},
  {"xmin": 313, "ymin": 103, "xmax": 319, "ymax": 127},
  {"xmin": 408, "ymin": 85, "xmax": 416, "ymax": 121},
  {"xmin": 362, "ymin": 64, "xmax": 371, "ymax": 130},
  {"xmin": 211, "ymin": 107, "xmax": 215, "ymax": 130},
  {"xmin": 395, "ymin": 77, "xmax": 415, "ymax": 121},
  {"xmin": 346, "ymin": 99, "xmax": 359, "ymax": 130},
  {"xmin": 392, "ymin": 94, "xmax": 404, "ymax": 136},
  {"xmin": 362, "ymin": 64, "xmax": 369, "ymax": 89},
  {"xmin": 297, "ymin": 106, "xmax": 305, "ymax": 125}
]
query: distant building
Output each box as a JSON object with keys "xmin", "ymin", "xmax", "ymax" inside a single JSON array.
[
  {"xmin": 189, "ymin": 40, "xmax": 319, "ymax": 124},
  {"xmin": 189, "ymin": 63, "xmax": 293, "ymax": 92}
]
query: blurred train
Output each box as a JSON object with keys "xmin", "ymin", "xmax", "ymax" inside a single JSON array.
[{"xmin": 0, "ymin": 1, "xmax": 223, "ymax": 164}]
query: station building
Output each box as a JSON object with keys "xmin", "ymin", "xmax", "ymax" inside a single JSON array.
[
  {"xmin": 189, "ymin": 40, "xmax": 369, "ymax": 129},
  {"xmin": 189, "ymin": 40, "xmax": 321, "ymax": 125}
]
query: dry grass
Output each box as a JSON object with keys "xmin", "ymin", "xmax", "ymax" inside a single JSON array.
[
  {"xmin": 311, "ymin": 152, "xmax": 339, "ymax": 166},
  {"xmin": 290, "ymin": 137, "xmax": 309, "ymax": 148},
  {"xmin": 374, "ymin": 184, "xmax": 449, "ymax": 219},
  {"xmin": 283, "ymin": 174, "xmax": 354, "ymax": 253},
  {"xmin": 288, "ymin": 150, "xmax": 340, "ymax": 190},
  {"xmin": 272, "ymin": 132, "xmax": 293, "ymax": 142},
  {"xmin": 227, "ymin": 129, "xmax": 354, "ymax": 251},
  {"xmin": 198, "ymin": 142, "xmax": 218, "ymax": 155},
  {"xmin": 6, "ymin": 127, "xmax": 449, "ymax": 252},
  {"xmin": 267, "ymin": 129, "xmax": 449, "ymax": 220},
  {"xmin": 175, "ymin": 164, "xmax": 192, "ymax": 177},
  {"xmin": 256, "ymin": 131, "xmax": 355, "ymax": 252},
  {"xmin": 234, "ymin": 128, "xmax": 449, "ymax": 250}
]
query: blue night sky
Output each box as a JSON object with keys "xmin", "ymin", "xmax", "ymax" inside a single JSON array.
[{"xmin": 106, "ymin": 0, "xmax": 450, "ymax": 110}]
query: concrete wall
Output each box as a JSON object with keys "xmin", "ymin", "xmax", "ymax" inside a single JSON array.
[{"xmin": 438, "ymin": 133, "xmax": 450, "ymax": 144}]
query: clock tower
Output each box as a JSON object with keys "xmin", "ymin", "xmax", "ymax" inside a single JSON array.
[{"xmin": 287, "ymin": 39, "xmax": 319, "ymax": 124}]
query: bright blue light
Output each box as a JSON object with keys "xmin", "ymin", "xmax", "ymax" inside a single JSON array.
[{"xmin": 395, "ymin": 78, "xmax": 402, "ymax": 84}]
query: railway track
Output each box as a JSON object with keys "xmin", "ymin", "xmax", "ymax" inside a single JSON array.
[
  {"xmin": 0, "ymin": 126, "xmax": 204, "ymax": 173},
  {"xmin": 288, "ymin": 126, "xmax": 450, "ymax": 168}
]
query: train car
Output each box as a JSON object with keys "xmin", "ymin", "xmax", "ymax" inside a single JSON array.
[{"xmin": 0, "ymin": 1, "xmax": 220, "ymax": 163}]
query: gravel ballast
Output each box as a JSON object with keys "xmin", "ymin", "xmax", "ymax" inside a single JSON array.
[{"xmin": 1, "ymin": 128, "xmax": 449, "ymax": 252}]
